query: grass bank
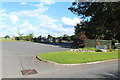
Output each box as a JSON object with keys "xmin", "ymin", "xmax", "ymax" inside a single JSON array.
[
  {"xmin": 0, "ymin": 38, "xmax": 30, "ymax": 42},
  {"xmin": 37, "ymin": 50, "xmax": 119, "ymax": 64}
]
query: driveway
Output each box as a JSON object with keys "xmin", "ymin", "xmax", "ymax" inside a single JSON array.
[{"xmin": 1, "ymin": 41, "xmax": 119, "ymax": 78}]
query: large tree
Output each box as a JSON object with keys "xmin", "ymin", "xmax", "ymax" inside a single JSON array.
[
  {"xmin": 23, "ymin": 33, "xmax": 34, "ymax": 41},
  {"xmin": 68, "ymin": 2, "xmax": 120, "ymax": 41},
  {"xmin": 4, "ymin": 35, "xmax": 10, "ymax": 38}
]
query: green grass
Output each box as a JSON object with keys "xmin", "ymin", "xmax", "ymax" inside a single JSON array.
[
  {"xmin": 37, "ymin": 50, "xmax": 119, "ymax": 64},
  {"xmin": 0, "ymin": 38, "xmax": 29, "ymax": 42},
  {"xmin": 0, "ymin": 38, "xmax": 16, "ymax": 41}
]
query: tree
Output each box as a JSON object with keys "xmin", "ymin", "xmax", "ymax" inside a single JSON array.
[
  {"xmin": 18, "ymin": 31, "xmax": 24, "ymax": 40},
  {"xmin": 73, "ymin": 31, "xmax": 88, "ymax": 48},
  {"xmin": 47, "ymin": 35, "xmax": 52, "ymax": 39},
  {"xmin": 33, "ymin": 37, "xmax": 37, "ymax": 42},
  {"xmin": 62, "ymin": 34, "xmax": 70, "ymax": 41},
  {"xmin": 4, "ymin": 35, "xmax": 10, "ymax": 38},
  {"xmin": 52, "ymin": 37, "xmax": 56, "ymax": 43},
  {"xmin": 68, "ymin": 2, "xmax": 120, "ymax": 42},
  {"xmin": 47, "ymin": 34, "xmax": 53, "ymax": 42},
  {"xmin": 23, "ymin": 33, "xmax": 34, "ymax": 41},
  {"xmin": 37, "ymin": 35, "xmax": 42, "ymax": 42},
  {"xmin": 70, "ymin": 35, "xmax": 75, "ymax": 41},
  {"xmin": 28, "ymin": 33, "xmax": 34, "ymax": 41}
]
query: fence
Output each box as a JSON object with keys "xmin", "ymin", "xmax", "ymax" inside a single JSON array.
[{"xmin": 86, "ymin": 39, "xmax": 111, "ymax": 48}]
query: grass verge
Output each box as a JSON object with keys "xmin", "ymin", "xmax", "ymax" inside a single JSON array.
[{"xmin": 37, "ymin": 50, "xmax": 119, "ymax": 64}]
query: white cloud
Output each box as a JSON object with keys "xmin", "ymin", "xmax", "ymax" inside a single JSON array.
[
  {"xmin": 19, "ymin": 29, "xmax": 26, "ymax": 34},
  {"xmin": 0, "ymin": 9, "xmax": 9, "ymax": 21},
  {"xmin": 9, "ymin": 15, "xmax": 19, "ymax": 24},
  {"xmin": 0, "ymin": 2, "xmax": 75, "ymax": 37},
  {"xmin": 20, "ymin": 2, "xmax": 27, "ymax": 5},
  {"xmin": 0, "ymin": 22, "xmax": 7, "ymax": 29},
  {"xmin": 39, "ymin": 0, "xmax": 55, "ymax": 5},
  {"xmin": 19, "ymin": 21, "xmax": 29, "ymax": 28},
  {"xmin": 61, "ymin": 17, "xmax": 82, "ymax": 26},
  {"xmin": 38, "ymin": 15, "xmax": 58, "ymax": 24},
  {"xmin": 38, "ymin": 22, "xmax": 74, "ymax": 37},
  {"xmin": 0, "ymin": 23, "xmax": 17, "ymax": 37},
  {"xmin": 0, "ymin": 9, "xmax": 6, "ymax": 13},
  {"xmin": 0, "ymin": 33, "xmax": 7, "ymax": 37},
  {"xmin": 9, "ymin": 4, "xmax": 49, "ymax": 18},
  {"xmin": 18, "ymin": 21, "xmax": 37, "ymax": 35},
  {"xmin": 34, "ymin": 3, "xmax": 44, "ymax": 7}
]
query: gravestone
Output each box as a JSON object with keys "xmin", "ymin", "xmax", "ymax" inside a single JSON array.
[{"xmin": 96, "ymin": 45, "xmax": 107, "ymax": 53}]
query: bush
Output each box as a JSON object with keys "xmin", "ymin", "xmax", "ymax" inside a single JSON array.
[
  {"xmin": 4, "ymin": 35, "xmax": 10, "ymax": 38},
  {"xmin": 15, "ymin": 37, "xmax": 20, "ymax": 40},
  {"xmin": 22, "ymin": 33, "xmax": 34, "ymax": 41}
]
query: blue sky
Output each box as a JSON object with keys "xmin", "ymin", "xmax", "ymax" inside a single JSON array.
[{"xmin": 0, "ymin": 1, "xmax": 83, "ymax": 37}]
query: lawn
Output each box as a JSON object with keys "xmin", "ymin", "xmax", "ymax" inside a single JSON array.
[
  {"xmin": 0, "ymin": 38, "xmax": 15, "ymax": 41},
  {"xmin": 0, "ymin": 38, "xmax": 29, "ymax": 42},
  {"xmin": 37, "ymin": 50, "xmax": 119, "ymax": 64}
]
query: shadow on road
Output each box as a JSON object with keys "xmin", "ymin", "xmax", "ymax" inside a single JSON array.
[
  {"xmin": 33, "ymin": 42, "xmax": 74, "ymax": 49},
  {"xmin": 95, "ymin": 71, "xmax": 120, "ymax": 79}
]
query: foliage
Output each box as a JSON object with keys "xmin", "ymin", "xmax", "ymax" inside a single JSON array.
[
  {"xmin": 4, "ymin": 35, "xmax": 10, "ymax": 38},
  {"xmin": 62, "ymin": 34, "xmax": 71, "ymax": 41},
  {"xmin": 28, "ymin": 33, "xmax": 34, "ymax": 41},
  {"xmin": 38, "ymin": 35, "xmax": 42, "ymax": 41},
  {"xmin": 2, "ymin": 34, "xmax": 74, "ymax": 43},
  {"xmin": 38, "ymin": 50, "xmax": 119, "ymax": 64},
  {"xmin": 68, "ymin": 2, "xmax": 120, "ymax": 41},
  {"xmin": 23, "ymin": 33, "xmax": 34, "ymax": 41},
  {"xmin": 18, "ymin": 32, "xmax": 24, "ymax": 40},
  {"xmin": 73, "ymin": 31, "xmax": 88, "ymax": 48},
  {"xmin": 15, "ymin": 37, "xmax": 20, "ymax": 40},
  {"xmin": 47, "ymin": 35, "xmax": 52, "ymax": 39},
  {"xmin": 70, "ymin": 35, "xmax": 74, "ymax": 41}
]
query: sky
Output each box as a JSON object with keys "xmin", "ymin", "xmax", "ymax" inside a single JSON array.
[{"xmin": 0, "ymin": 1, "xmax": 83, "ymax": 37}]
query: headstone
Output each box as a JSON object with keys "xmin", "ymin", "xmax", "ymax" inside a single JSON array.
[{"xmin": 96, "ymin": 45, "xmax": 107, "ymax": 53}]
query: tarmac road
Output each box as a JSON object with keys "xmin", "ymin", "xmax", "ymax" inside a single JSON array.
[{"xmin": 1, "ymin": 41, "xmax": 119, "ymax": 78}]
